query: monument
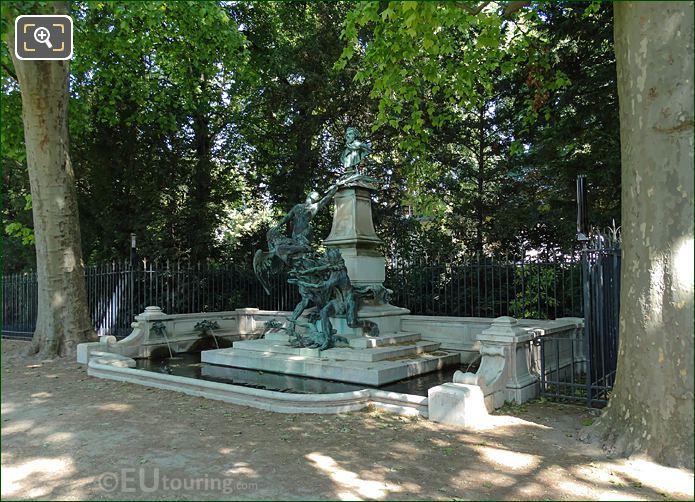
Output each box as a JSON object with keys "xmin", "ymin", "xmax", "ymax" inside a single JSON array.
[{"xmin": 200, "ymin": 127, "xmax": 460, "ymax": 385}]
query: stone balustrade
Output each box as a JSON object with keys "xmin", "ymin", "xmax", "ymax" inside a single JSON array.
[{"xmin": 428, "ymin": 316, "xmax": 583, "ymax": 427}]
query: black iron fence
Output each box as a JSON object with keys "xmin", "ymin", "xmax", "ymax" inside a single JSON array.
[
  {"xmin": 2, "ymin": 261, "xmax": 302, "ymax": 340},
  {"xmin": 538, "ymin": 228, "xmax": 621, "ymax": 407},
  {"xmin": 3, "ymin": 254, "xmax": 583, "ymax": 340},
  {"xmin": 3, "ymin": 248, "xmax": 620, "ymax": 408},
  {"xmin": 386, "ymin": 255, "xmax": 583, "ymax": 319}
]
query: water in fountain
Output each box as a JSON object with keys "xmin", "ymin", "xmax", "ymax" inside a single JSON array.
[
  {"xmin": 160, "ymin": 327, "xmax": 183, "ymax": 360},
  {"xmin": 207, "ymin": 329, "xmax": 220, "ymax": 350},
  {"xmin": 137, "ymin": 353, "xmax": 471, "ymax": 396}
]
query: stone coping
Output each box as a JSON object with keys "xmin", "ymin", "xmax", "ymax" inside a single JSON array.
[
  {"xmin": 517, "ymin": 317, "xmax": 583, "ymax": 336},
  {"xmin": 404, "ymin": 315, "xmax": 497, "ymax": 323},
  {"xmin": 88, "ymin": 355, "xmax": 428, "ymax": 417},
  {"xmin": 134, "ymin": 309, "xmax": 291, "ymax": 321}
]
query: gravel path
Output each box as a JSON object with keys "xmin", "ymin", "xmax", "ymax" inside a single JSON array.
[{"xmin": 2, "ymin": 340, "xmax": 692, "ymax": 500}]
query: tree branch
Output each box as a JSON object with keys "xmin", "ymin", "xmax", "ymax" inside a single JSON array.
[
  {"xmin": 502, "ymin": 1, "xmax": 531, "ymax": 16},
  {"xmin": 453, "ymin": 1, "xmax": 530, "ymax": 17},
  {"xmin": 2, "ymin": 62, "xmax": 17, "ymax": 81},
  {"xmin": 453, "ymin": 2, "xmax": 491, "ymax": 16}
]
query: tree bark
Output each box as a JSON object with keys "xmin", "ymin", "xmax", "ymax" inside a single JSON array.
[
  {"xmin": 8, "ymin": 3, "xmax": 96, "ymax": 357},
  {"xmin": 595, "ymin": 2, "xmax": 693, "ymax": 468}
]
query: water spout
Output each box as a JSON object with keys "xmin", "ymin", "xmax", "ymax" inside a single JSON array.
[
  {"xmin": 194, "ymin": 320, "xmax": 221, "ymax": 350},
  {"xmin": 150, "ymin": 321, "xmax": 174, "ymax": 359}
]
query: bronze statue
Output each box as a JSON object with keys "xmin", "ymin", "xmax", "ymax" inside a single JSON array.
[
  {"xmin": 278, "ymin": 185, "xmax": 339, "ymax": 245},
  {"xmin": 252, "ymin": 127, "xmax": 383, "ymax": 350},
  {"xmin": 253, "ymin": 183, "xmax": 339, "ymax": 294},
  {"xmin": 290, "ymin": 248, "xmax": 378, "ymax": 349},
  {"xmin": 340, "ymin": 127, "xmax": 371, "ymax": 174}
]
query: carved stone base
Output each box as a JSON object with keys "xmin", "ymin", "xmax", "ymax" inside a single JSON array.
[
  {"xmin": 328, "ymin": 304, "xmax": 410, "ymax": 337},
  {"xmin": 201, "ymin": 325, "xmax": 460, "ymax": 386},
  {"xmin": 340, "ymin": 252, "xmax": 385, "ymax": 288}
]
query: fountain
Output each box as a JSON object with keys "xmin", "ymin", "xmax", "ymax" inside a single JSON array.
[
  {"xmin": 200, "ymin": 127, "xmax": 460, "ymax": 385},
  {"xmin": 76, "ymin": 126, "xmax": 585, "ymax": 421},
  {"xmin": 195, "ymin": 320, "xmax": 221, "ymax": 350}
]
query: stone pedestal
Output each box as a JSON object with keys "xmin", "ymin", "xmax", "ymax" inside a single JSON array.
[
  {"xmin": 452, "ymin": 316, "xmax": 538, "ymax": 411},
  {"xmin": 323, "ymin": 184, "xmax": 384, "ymax": 288},
  {"xmin": 201, "ymin": 329, "xmax": 460, "ymax": 386},
  {"xmin": 428, "ymin": 383, "xmax": 489, "ymax": 427}
]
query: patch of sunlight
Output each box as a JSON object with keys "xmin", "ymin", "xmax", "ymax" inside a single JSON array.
[
  {"xmin": 1, "ymin": 402, "xmax": 17, "ymax": 413},
  {"xmin": 647, "ymin": 256, "xmax": 666, "ymax": 330},
  {"xmin": 306, "ymin": 452, "xmax": 402, "ymax": 500},
  {"xmin": 95, "ymin": 403, "xmax": 133, "ymax": 412},
  {"xmin": 674, "ymin": 237, "xmax": 694, "ymax": 294},
  {"xmin": 44, "ymin": 432, "xmax": 75, "ymax": 444},
  {"xmin": 597, "ymin": 492, "xmax": 644, "ymax": 501},
  {"xmin": 1, "ymin": 420, "xmax": 34, "ymax": 435},
  {"xmin": 476, "ymin": 445, "xmax": 540, "ymax": 472},
  {"xmin": 51, "ymin": 291, "xmax": 65, "ymax": 308},
  {"xmin": 63, "ymin": 247, "xmax": 76, "ymax": 270},
  {"xmin": 475, "ymin": 414, "xmax": 552, "ymax": 431},
  {"xmin": 601, "ymin": 458, "xmax": 694, "ymax": 498},
  {"xmin": 1, "ymin": 456, "xmax": 75, "ymax": 499},
  {"xmin": 555, "ymin": 480, "xmax": 593, "ymax": 499},
  {"xmin": 225, "ymin": 462, "xmax": 258, "ymax": 478}
]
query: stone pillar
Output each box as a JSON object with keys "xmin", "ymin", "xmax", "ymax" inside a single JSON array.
[
  {"xmin": 235, "ymin": 307, "xmax": 260, "ymax": 335},
  {"xmin": 452, "ymin": 316, "xmax": 538, "ymax": 411},
  {"xmin": 323, "ymin": 182, "xmax": 385, "ymax": 289}
]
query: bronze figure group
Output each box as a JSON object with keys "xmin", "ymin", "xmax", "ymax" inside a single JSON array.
[{"xmin": 253, "ymin": 128, "xmax": 382, "ymax": 350}]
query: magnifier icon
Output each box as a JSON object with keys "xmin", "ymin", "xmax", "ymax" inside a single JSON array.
[{"xmin": 33, "ymin": 27, "xmax": 53, "ymax": 49}]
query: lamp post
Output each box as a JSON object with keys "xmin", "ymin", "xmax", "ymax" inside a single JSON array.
[
  {"xmin": 130, "ymin": 233, "xmax": 139, "ymax": 267},
  {"xmin": 576, "ymin": 175, "xmax": 589, "ymax": 242}
]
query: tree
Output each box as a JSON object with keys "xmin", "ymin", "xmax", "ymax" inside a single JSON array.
[
  {"xmin": 494, "ymin": 2, "xmax": 621, "ymax": 252},
  {"xmin": 69, "ymin": 2, "xmax": 249, "ymax": 263},
  {"xmin": 337, "ymin": 2, "xmax": 575, "ymax": 254},
  {"xmin": 339, "ymin": 0, "xmax": 693, "ymax": 467},
  {"xmin": 593, "ymin": 1, "xmax": 693, "ymax": 468},
  {"xmin": 5, "ymin": 1, "xmax": 95, "ymax": 357}
]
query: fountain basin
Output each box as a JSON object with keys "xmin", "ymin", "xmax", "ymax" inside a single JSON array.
[{"xmin": 88, "ymin": 353, "xmax": 429, "ymax": 416}]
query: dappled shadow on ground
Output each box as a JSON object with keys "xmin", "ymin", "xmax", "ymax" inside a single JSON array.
[{"xmin": 2, "ymin": 340, "xmax": 693, "ymax": 500}]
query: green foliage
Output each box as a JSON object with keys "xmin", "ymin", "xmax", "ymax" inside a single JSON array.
[
  {"xmin": 1, "ymin": 1, "xmax": 621, "ymax": 274},
  {"xmin": 338, "ymin": 2, "xmax": 569, "ymax": 151},
  {"xmin": 337, "ymin": 1, "xmax": 619, "ymax": 254},
  {"xmin": 4, "ymin": 194, "xmax": 34, "ymax": 245},
  {"xmin": 69, "ymin": 1, "xmax": 250, "ymax": 262},
  {"xmin": 509, "ymin": 265, "xmax": 558, "ymax": 319}
]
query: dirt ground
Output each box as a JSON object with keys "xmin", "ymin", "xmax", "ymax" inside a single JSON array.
[{"xmin": 1, "ymin": 340, "xmax": 693, "ymax": 501}]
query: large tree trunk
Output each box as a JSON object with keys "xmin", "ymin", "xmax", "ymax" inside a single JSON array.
[
  {"xmin": 8, "ymin": 3, "xmax": 96, "ymax": 357},
  {"xmin": 595, "ymin": 2, "xmax": 693, "ymax": 468}
]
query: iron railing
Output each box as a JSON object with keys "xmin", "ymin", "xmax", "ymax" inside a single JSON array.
[
  {"xmin": 539, "ymin": 227, "xmax": 621, "ymax": 407},
  {"xmin": 2, "ymin": 254, "xmax": 583, "ymax": 340},
  {"xmin": 3, "ymin": 250, "xmax": 620, "ymax": 408},
  {"xmin": 386, "ymin": 255, "xmax": 583, "ymax": 319},
  {"xmin": 2, "ymin": 261, "xmax": 301, "ymax": 340}
]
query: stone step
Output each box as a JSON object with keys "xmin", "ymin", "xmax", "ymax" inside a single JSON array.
[
  {"xmin": 201, "ymin": 346, "xmax": 461, "ymax": 386},
  {"xmin": 232, "ymin": 339, "xmax": 321, "ymax": 357},
  {"xmin": 321, "ymin": 341, "xmax": 441, "ymax": 362},
  {"xmin": 234, "ymin": 337, "xmax": 439, "ymax": 363},
  {"xmin": 264, "ymin": 332, "xmax": 292, "ymax": 342},
  {"xmin": 349, "ymin": 331, "xmax": 422, "ymax": 349}
]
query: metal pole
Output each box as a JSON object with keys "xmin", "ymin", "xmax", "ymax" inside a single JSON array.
[
  {"xmin": 576, "ymin": 175, "xmax": 589, "ymax": 242},
  {"xmin": 130, "ymin": 233, "xmax": 138, "ymax": 267}
]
